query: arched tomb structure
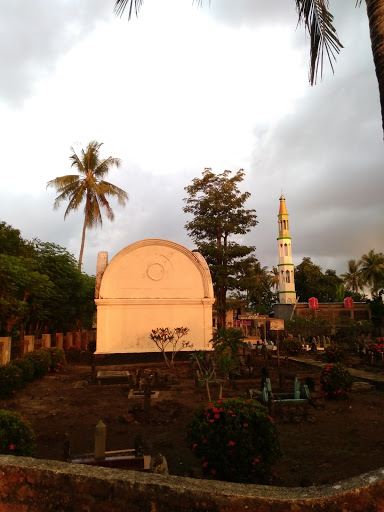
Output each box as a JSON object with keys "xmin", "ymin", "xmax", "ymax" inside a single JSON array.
[{"xmin": 94, "ymin": 239, "xmax": 215, "ymax": 353}]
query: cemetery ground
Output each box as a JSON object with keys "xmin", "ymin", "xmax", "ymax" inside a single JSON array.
[{"xmin": 1, "ymin": 352, "xmax": 384, "ymax": 488}]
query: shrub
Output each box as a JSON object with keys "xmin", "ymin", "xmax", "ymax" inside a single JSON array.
[
  {"xmin": 281, "ymin": 337, "xmax": 301, "ymax": 356},
  {"xmin": 0, "ymin": 364, "xmax": 25, "ymax": 399},
  {"xmin": 320, "ymin": 363, "xmax": 353, "ymax": 400},
  {"xmin": 12, "ymin": 357, "xmax": 35, "ymax": 382},
  {"xmin": 149, "ymin": 327, "xmax": 192, "ymax": 369},
  {"xmin": 186, "ymin": 397, "xmax": 281, "ymax": 484},
  {"xmin": 368, "ymin": 338, "xmax": 384, "ymax": 360},
  {"xmin": 24, "ymin": 349, "xmax": 51, "ymax": 379},
  {"xmin": 46, "ymin": 347, "xmax": 66, "ymax": 372},
  {"xmin": 0, "ymin": 409, "xmax": 36, "ymax": 457},
  {"xmin": 65, "ymin": 345, "xmax": 82, "ymax": 363},
  {"xmin": 324, "ymin": 344, "xmax": 345, "ymax": 363}
]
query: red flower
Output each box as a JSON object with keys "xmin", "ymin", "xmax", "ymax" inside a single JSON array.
[
  {"xmin": 243, "ymin": 423, "xmax": 248, "ymax": 427},
  {"xmin": 209, "ymin": 419, "xmax": 214, "ymax": 423},
  {"xmin": 192, "ymin": 443, "xmax": 197, "ymax": 450},
  {"xmin": 202, "ymin": 461, "xmax": 208, "ymax": 468},
  {"xmin": 252, "ymin": 458, "xmax": 259, "ymax": 465},
  {"xmin": 9, "ymin": 444, "xmax": 15, "ymax": 450},
  {"xmin": 214, "ymin": 414, "xmax": 220, "ymax": 419},
  {"xmin": 211, "ymin": 468, "xmax": 216, "ymax": 475},
  {"xmin": 228, "ymin": 440, "xmax": 235, "ymax": 447}
]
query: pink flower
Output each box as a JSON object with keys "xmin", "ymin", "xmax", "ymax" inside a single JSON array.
[
  {"xmin": 228, "ymin": 440, "xmax": 235, "ymax": 447},
  {"xmin": 243, "ymin": 423, "xmax": 248, "ymax": 427},
  {"xmin": 214, "ymin": 414, "xmax": 220, "ymax": 419},
  {"xmin": 192, "ymin": 443, "xmax": 197, "ymax": 450},
  {"xmin": 202, "ymin": 461, "xmax": 208, "ymax": 468},
  {"xmin": 203, "ymin": 439, "xmax": 208, "ymax": 444},
  {"xmin": 9, "ymin": 445, "xmax": 15, "ymax": 450},
  {"xmin": 209, "ymin": 419, "xmax": 214, "ymax": 423}
]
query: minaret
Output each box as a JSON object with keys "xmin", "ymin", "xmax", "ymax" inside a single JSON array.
[{"xmin": 277, "ymin": 195, "xmax": 296, "ymax": 303}]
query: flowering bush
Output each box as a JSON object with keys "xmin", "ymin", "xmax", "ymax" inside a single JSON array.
[
  {"xmin": 368, "ymin": 338, "xmax": 384, "ymax": 360},
  {"xmin": 150, "ymin": 327, "xmax": 192, "ymax": 369},
  {"xmin": 46, "ymin": 347, "xmax": 66, "ymax": 372},
  {"xmin": 320, "ymin": 363, "xmax": 353, "ymax": 400},
  {"xmin": 12, "ymin": 357, "xmax": 35, "ymax": 382},
  {"xmin": 65, "ymin": 345, "xmax": 82, "ymax": 363},
  {"xmin": 24, "ymin": 349, "xmax": 51, "ymax": 379},
  {"xmin": 0, "ymin": 364, "xmax": 25, "ymax": 399},
  {"xmin": 324, "ymin": 344, "xmax": 345, "ymax": 363},
  {"xmin": 0, "ymin": 409, "xmax": 36, "ymax": 457},
  {"xmin": 186, "ymin": 397, "xmax": 281, "ymax": 483},
  {"xmin": 281, "ymin": 337, "xmax": 301, "ymax": 356}
]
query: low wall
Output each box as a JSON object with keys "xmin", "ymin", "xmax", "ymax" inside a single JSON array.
[{"xmin": 0, "ymin": 456, "xmax": 384, "ymax": 511}]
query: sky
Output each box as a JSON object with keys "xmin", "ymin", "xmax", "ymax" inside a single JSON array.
[{"xmin": 1, "ymin": 0, "xmax": 383, "ymax": 280}]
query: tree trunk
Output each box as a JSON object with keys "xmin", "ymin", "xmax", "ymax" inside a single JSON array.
[
  {"xmin": 365, "ymin": 0, "xmax": 384, "ymax": 136},
  {"xmin": 78, "ymin": 199, "xmax": 89, "ymax": 271}
]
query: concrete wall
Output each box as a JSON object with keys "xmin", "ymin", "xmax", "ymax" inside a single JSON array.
[
  {"xmin": 95, "ymin": 240, "xmax": 215, "ymax": 354},
  {"xmin": 0, "ymin": 456, "xmax": 384, "ymax": 511}
]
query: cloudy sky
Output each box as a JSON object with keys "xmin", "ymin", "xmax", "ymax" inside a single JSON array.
[{"xmin": 1, "ymin": 0, "xmax": 383, "ymax": 279}]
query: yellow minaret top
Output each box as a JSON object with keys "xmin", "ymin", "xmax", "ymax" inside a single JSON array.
[{"xmin": 279, "ymin": 195, "xmax": 288, "ymax": 215}]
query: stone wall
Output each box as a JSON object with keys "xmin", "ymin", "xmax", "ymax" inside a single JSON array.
[{"xmin": 0, "ymin": 456, "xmax": 384, "ymax": 511}]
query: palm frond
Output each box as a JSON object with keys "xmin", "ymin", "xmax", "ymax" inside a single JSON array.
[
  {"xmin": 295, "ymin": 0, "xmax": 343, "ymax": 85},
  {"xmin": 114, "ymin": 0, "xmax": 144, "ymax": 19}
]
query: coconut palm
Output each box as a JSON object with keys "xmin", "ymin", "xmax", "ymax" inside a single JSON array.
[
  {"xmin": 359, "ymin": 250, "xmax": 384, "ymax": 295},
  {"xmin": 47, "ymin": 141, "xmax": 128, "ymax": 271},
  {"xmin": 270, "ymin": 266, "xmax": 280, "ymax": 293},
  {"xmin": 114, "ymin": 0, "xmax": 384, "ymax": 135},
  {"xmin": 341, "ymin": 259, "xmax": 364, "ymax": 294}
]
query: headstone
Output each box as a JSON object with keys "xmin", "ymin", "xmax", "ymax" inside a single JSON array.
[
  {"xmin": 294, "ymin": 377, "xmax": 300, "ymax": 399},
  {"xmin": 94, "ymin": 420, "xmax": 106, "ymax": 460}
]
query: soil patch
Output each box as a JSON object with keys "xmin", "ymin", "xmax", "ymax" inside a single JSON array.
[{"xmin": 2, "ymin": 355, "xmax": 384, "ymax": 488}]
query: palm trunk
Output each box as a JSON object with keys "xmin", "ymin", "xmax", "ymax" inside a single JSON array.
[
  {"xmin": 78, "ymin": 212, "xmax": 88, "ymax": 271},
  {"xmin": 365, "ymin": 0, "xmax": 384, "ymax": 136}
]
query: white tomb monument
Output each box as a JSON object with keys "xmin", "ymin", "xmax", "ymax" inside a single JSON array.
[{"xmin": 94, "ymin": 239, "xmax": 215, "ymax": 354}]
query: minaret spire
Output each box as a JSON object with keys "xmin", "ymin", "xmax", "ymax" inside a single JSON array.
[{"xmin": 277, "ymin": 195, "xmax": 296, "ymax": 304}]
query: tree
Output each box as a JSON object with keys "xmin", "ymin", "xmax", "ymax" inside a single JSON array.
[
  {"xmin": 183, "ymin": 168, "xmax": 257, "ymax": 327},
  {"xmin": 47, "ymin": 141, "xmax": 128, "ymax": 271},
  {"xmin": 294, "ymin": 257, "xmax": 343, "ymax": 302},
  {"xmin": 359, "ymin": 249, "xmax": 384, "ymax": 296},
  {"xmin": 341, "ymin": 259, "xmax": 364, "ymax": 294},
  {"xmin": 114, "ymin": 1, "xmax": 384, "ymax": 136}
]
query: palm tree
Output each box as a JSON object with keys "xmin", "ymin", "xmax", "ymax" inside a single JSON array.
[
  {"xmin": 47, "ymin": 141, "xmax": 128, "ymax": 271},
  {"xmin": 341, "ymin": 259, "xmax": 364, "ymax": 294},
  {"xmin": 270, "ymin": 266, "xmax": 280, "ymax": 293},
  {"xmin": 114, "ymin": 0, "xmax": 384, "ymax": 136},
  {"xmin": 359, "ymin": 249, "xmax": 384, "ymax": 295}
]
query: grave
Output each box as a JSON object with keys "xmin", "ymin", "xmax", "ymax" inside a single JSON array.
[
  {"xmin": 94, "ymin": 239, "xmax": 215, "ymax": 354},
  {"xmin": 96, "ymin": 370, "xmax": 131, "ymax": 385}
]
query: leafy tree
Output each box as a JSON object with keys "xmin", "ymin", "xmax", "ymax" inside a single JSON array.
[
  {"xmin": 47, "ymin": 141, "xmax": 128, "ymax": 270},
  {"xmin": 238, "ymin": 261, "xmax": 276, "ymax": 315},
  {"xmin": 183, "ymin": 168, "xmax": 257, "ymax": 327},
  {"xmin": 341, "ymin": 259, "xmax": 364, "ymax": 294},
  {"xmin": 295, "ymin": 257, "xmax": 343, "ymax": 302},
  {"xmin": 359, "ymin": 249, "xmax": 384, "ymax": 296},
  {"xmin": 114, "ymin": 1, "xmax": 384, "ymax": 135},
  {"xmin": 0, "ymin": 222, "xmax": 34, "ymax": 257},
  {"xmin": 285, "ymin": 315, "xmax": 331, "ymax": 342}
]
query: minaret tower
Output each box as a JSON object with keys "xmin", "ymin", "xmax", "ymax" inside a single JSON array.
[{"xmin": 277, "ymin": 195, "xmax": 296, "ymax": 303}]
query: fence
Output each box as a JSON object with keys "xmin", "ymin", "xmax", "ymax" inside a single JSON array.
[{"xmin": 0, "ymin": 330, "xmax": 96, "ymax": 366}]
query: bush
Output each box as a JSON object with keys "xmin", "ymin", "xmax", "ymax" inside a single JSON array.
[
  {"xmin": 65, "ymin": 345, "xmax": 82, "ymax": 363},
  {"xmin": 324, "ymin": 344, "xmax": 345, "ymax": 363},
  {"xmin": 12, "ymin": 357, "xmax": 35, "ymax": 382},
  {"xmin": 0, "ymin": 409, "xmax": 36, "ymax": 456},
  {"xmin": 46, "ymin": 347, "xmax": 66, "ymax": 372},
  {"xmin": 0, "ymin": 364, "xmax": 25, "ymax": 398},
  {"xmin": 320, "ymin": 363, "xmax": 353, "ymax": 400},
  {"xmin": 368, "ymin": 338, "xmax": 384, "ymax": 360},
  {"xmin": 24, "ymin": 349, "xmax": 51, "ymax": 379},
  {"xmin": 186, "ymin": 397, "xmax": 281, "ymax": 484},
  {"xmin": 281, "ymin": 337, "xmax": 302, "ymax": 356}
]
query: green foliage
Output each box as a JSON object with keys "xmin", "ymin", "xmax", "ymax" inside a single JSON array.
[
  {"xmin": 324, "ymin": 345, "xmax": 345, "ymax": 363},
  {"xmin": 0, "ymin": 364, "xmax": 25, "ymax": 399},
  {"xmin": 0, "ymin": 223, "xmax": 96, "ymax": 336},
  {"xmin": 367, "ymin": 338, "xmax": 384, "ymax": 360},
  {"xmin": 12, "ymin": 357, "xmax": 35, "ymax": 382},
  {"xmin": 25, "ymin": 349, "xmax": 52, "ymax": 379},
  {"xmin": 186, "ymin": 397, "xmax": 281, "ymax": 483},
  {"xmin": 183, "ymin": 168, "xmax": 257, "ymax": 327},
  {"xmin": 320, "ymin": 363, "xmax": 353, "ymax": 400},
  {"xmin": 211, "ymin": 327, "xmax": 246, "ymax": 360},
  {"xmin": 285, "ymin": 315, "xmax": 331, "ymax": 342},
  {"xmin": 65, "ymin": 346, "xmax": 82, "ymax": 363},
  {"xmin": 294, "ymin": 257, "xmax": 343, "ymax": 302},
  {"xmin": 333, "ymin": 317, "xmax": 372, "ymax": 347},
  {"xmin": 46, "ymin": 347, "xmax": 66, "ymax": 372},
  {"xmin": 0, "ymin": 409, "xmax": 36, "ymax": 457},
  {"xmin": 281, "ymin": 337, "xmax": 302, "ymax": 356}
]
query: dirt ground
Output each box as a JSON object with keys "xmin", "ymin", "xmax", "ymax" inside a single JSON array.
[{"xmin": 2, "ymin": 353, "xmax": 384, "ymax": 488}]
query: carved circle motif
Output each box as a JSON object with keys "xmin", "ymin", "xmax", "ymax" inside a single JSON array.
[{"xmin": 147, "ymin": 263, "xmax": 165, "ymax": 281}]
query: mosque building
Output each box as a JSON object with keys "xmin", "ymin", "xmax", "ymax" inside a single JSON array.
[{"xmin": 277, "ymin": 195, "xmax": 297, "ymax": 304}]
